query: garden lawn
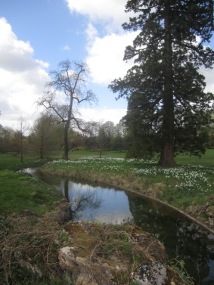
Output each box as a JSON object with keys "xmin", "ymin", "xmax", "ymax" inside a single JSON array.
[
  {"xmin": 0, "ymin": 153, "xmax": 37, "ymax": 170},
  {"xmin": 0, "ymin": 170, "xmax": 61, "ymax": 215},
  {"xmin": 176, "ymin": 149, "xmax": 214, "ymax": 167}
]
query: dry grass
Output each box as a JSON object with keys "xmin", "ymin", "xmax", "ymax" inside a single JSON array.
[
  {"xmin": 0, "ymin": 203, "xmax": 192, "ymax": 285},
  {"xmin": 0, "ymin": 200, "xmax": 69, "ymax": 285},
  {"xmin": 63, "ymin": 222, "xmax": 168, "ymax": 284}
]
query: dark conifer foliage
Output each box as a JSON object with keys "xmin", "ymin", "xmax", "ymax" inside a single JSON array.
[{"xmin": 109, "ymin": 0, "xmax": 214, "ymax": 166}]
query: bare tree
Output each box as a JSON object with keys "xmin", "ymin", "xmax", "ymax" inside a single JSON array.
[{"xmin": 38, "ymin": 60, "xmax": 96, "ymax": 160}]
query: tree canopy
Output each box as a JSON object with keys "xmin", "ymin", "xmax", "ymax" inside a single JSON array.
[{"xmin": 109, "ymin": 0, "xmax": 214, "ymax": 166}]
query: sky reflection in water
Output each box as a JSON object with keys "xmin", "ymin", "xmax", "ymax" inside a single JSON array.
[{"xmin": 58, "ymin": 180, "xmax": 133, "ymax": 224}]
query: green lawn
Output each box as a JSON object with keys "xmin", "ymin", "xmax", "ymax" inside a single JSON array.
[
  {"xmin": 0, "ymin": 170, "xmax": 61, "ymax": 215},
  {"xmin": 1, "ymin": 148, "xmax": 213, "ymax": 169},
  {"xmin": 176, "ymin": 149, "xmax": 214, "ymax": 167},
  {"xmin": 0, "ymin": 149, "xmax": 213, "ymax": 215},
  {"xmin": 0, "ymin": 150, "xmax": 127, "ymax": 170},
  {"xmin": 0, "ymin": 153, "xmax": 43, "ymax": 170},
  {"xmin": 0, "ymin": 153, "xmax": 61, "ymax": 214}
]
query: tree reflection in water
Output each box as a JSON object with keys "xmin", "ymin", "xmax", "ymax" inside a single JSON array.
[
  {"xmin": 63, "ymin": 180, "xmax": 102, "ymax": 221},
  {"xmin": 127, "ymin": 194, "xmax": 214, "ymax": 285}
]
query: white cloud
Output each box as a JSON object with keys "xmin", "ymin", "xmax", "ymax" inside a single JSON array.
[
  {"xmin": 80, "ymin": 107, "xmax": 127, "ymax": 124},
  {"xmin": 0, "ymin": 18, "xmax": 49, "ymax": 128},
  {"xmin": 86, "ymin": 31, "xmax": 137, "ymax": 85},
  {"xmin": 200, "ymin": 67, "xmax": 214, "ymax": 94},
  {"xmin": 66, "ymin": 0, "xmax": 129, "ymax": 33},
  {"xmin": 0, "ymin": 16, "xmax": 129, "ymax": 128},
  {"xmin": 66, "ymin": 0, "xmax": 137, "ymax": 85}
]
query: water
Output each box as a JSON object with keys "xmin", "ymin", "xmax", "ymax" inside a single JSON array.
[{"xmin": 31, "ymin": 169, "xmax": 214, "ymax": 284}]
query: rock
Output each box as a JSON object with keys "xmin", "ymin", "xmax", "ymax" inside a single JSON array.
[
  {"xmin": 58, "ymin": 246, "xmax": 114, "ymax": 285},
  {"xmin": 58, "ymin": 246, "xmax": 77, "ymax": 270},
  {"xmin": 131, "ymin": 262, "xmax": 167, "ymax": 285}
]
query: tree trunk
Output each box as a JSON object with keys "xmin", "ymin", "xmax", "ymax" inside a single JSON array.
[
  {"xmin": 64, "ymin": 123, "xmax": 69, "ymax": 160},
  {"xmin": 64, "ymin": 89, "xmax": 73, "ymax": 160},
  {"xmin": 39, "ymin": 136, "xmax": 44, "ymax": 159},
  {"xmin": 159, "ymin": 0, "xmax": 176, "ymax": 167},
  {"xmin": 158, "ymin": 141, "xmax": 176, "ymax": 167}
]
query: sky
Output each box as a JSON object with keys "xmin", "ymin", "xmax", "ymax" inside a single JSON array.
[{"xmin": 0, "ymin": 0, "xmax": 214, "ymax": 130}]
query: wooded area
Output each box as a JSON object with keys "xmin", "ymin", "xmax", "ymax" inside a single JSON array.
[{"xmin": 0, "ymin": 116, "xmax": 128, "ymax": 160}]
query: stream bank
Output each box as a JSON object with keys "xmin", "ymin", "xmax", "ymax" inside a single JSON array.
[
  {"xmin": 7, "ymin": 163, "xmax": 212, "ymax": 284},
  {"xmin": 0, "ymin": 159, "xmax": 206, "ymax": 284},
  {"xmin": 0, "ymin": 201, "xmax": 192, "ymax": 285},
  {"xmin": 40, "ymin": 162, "xmax": 214, "ymax": 232},
  {"xmin": 34, "ymin": 166, "xmax": 214, "ymax": 284}
]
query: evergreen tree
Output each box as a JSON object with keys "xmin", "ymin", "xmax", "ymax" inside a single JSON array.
[{"xmin": 109, "ymin": 0, "xmax": 214, "ymax": 166}]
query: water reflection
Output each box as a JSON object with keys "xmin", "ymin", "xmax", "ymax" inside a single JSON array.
[
  {"xmin": 33, "ymin": 170, "xmax": 214, "ymax": 284},
  {"xmin": 128, "ymin": 195, "xmax": 214, "ymax": 284},
  {"xmin": 35, "ymin": 171, "xmax": 134, "ymax": 224},
  {"xmin": 59, "ymin": 179, "xmax": 133, "ymax": 224},
  {"xmin": 62, "ymin": 180, "xmax": 101, "ymax": 220}
]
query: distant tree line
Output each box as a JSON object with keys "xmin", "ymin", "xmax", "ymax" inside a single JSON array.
[
  {"xmin": 0, "ymin": 125, "xmax": 24, "ymax": 154},
  {"xmin": 1, "ymin": 112, "xmax": 214, "ymax": 160},
  {"xmin": 0, "ymin": 115, "xmax": 130, "ymax": 159}
]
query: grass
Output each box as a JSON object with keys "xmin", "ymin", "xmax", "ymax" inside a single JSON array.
[
  {"xmin": 40, "ymin": 149, "xmax": 214, "ymax": 222},
  {"xmin": 1, "ymin": 149, "xmax": 214, "ymax": 218},
  {"xmin": 0, "ymin": 151, "xmax": 201, "ymax": 284},
  {"xmin": 0, "ymin": 170, "xmax": 61, "ymax": 215},
  {"xmin": 176, "ymin": 148, "xmax": 214, "ymax": 167},
  {"xmin": 0, "ymin": 153, "xmax": 51, "ymax": 171},
  {"xmin": 63, "ymin": 222, "xmax": 169, "ymax": 284},
  {"xmin": 1, "ymin": 215, "xmax": 189, "ymax": 285},
  {"xmin": 0, "ymin": 152, "xmax": 62, "ymax": 215},
  {"xmin": 0, "ymin": 150, "xmax": 125, "ymax": 215},
  {"xmin": 0, "ymin": 150, "xmax": 126, "ymax": 170}
]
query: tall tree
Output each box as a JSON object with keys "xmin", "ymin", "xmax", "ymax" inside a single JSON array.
[
  {"xmin": 39, "ymin": 60, "xmax": 96, "ymax": 160},
  {"xmin": 109, "ymin": 0, "xmax": 214, "ymax": 166}
]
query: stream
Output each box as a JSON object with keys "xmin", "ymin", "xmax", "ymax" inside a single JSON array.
[{"xmin": 30, "ymin": 169, "xmax": 214, "ymax": 284}]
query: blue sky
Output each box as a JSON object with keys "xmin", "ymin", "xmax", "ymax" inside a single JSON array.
[
  {"xmin": 2, "ymin": 0, "xmax": 87, "ymax": 65},
  {"xmin": 0, "ymin": 0, "xmax": 213, "ymax": 129}
]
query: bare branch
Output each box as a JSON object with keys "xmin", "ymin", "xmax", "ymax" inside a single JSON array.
[{"xmin": 37, "ymin": 60, "xmax": 97, "ymax": 159}]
